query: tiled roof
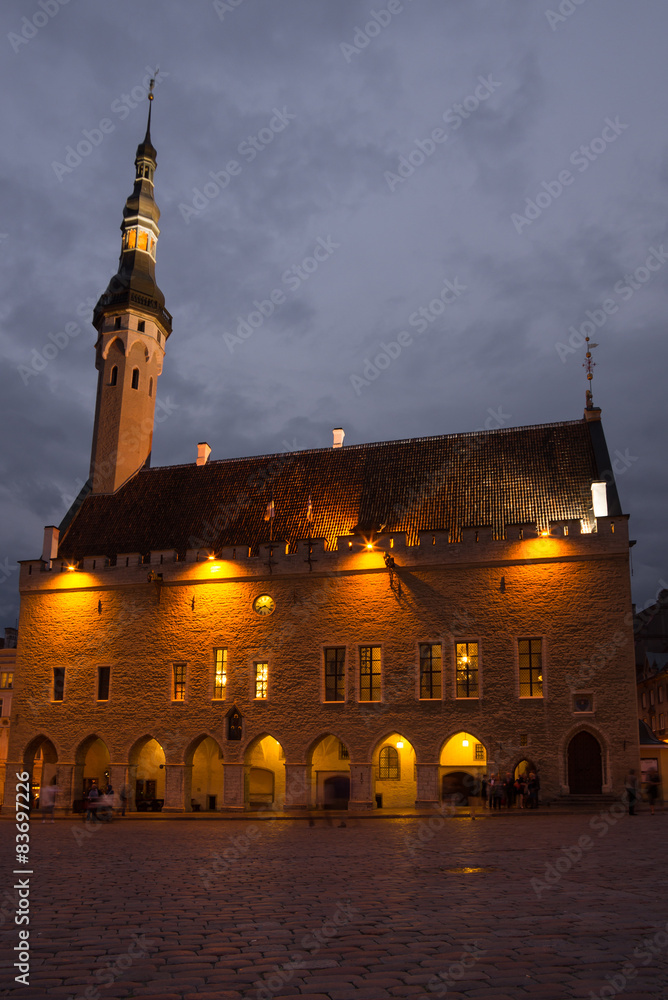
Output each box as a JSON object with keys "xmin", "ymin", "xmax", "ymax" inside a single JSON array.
[{"xmin": 58, "ymin": 419, "xmax": 609, "ymax": 560}]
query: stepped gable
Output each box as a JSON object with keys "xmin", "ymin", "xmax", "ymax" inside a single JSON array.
[{"xmin": 58, "ymin": 418, "xmax": 602, "ymax": 560}]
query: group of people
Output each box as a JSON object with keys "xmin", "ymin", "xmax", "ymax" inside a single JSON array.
[
  {"xmin": 85, "ymin": 782, "xmax": 116, "ymax": 822},
  {"xmin": 481, "ymin": 771, "xmax": 540, "ymax": 810},
  {"xmin": 625, "ymin": 768, "xmax": 661, "ymax": 815}
]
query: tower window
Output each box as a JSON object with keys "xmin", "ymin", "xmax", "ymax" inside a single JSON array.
[
  {"xmin": 172, "ymin": 663, "xmax": 187, "ymax": 701},
  {"xmin": 359, "ymin": 646, "xmax": 381, "ymax": 702},
  {"xmin": 131, "ymin": 368, "xmax": 139, "ymax": 390},
  {"xmin": 324, "ymin": 647, "xmax": 346, "ymax": 702},
  {"xmin": 53, "ymin": 668, "xmax": 65, "ymax": 702},
  {"xmin": 137, "ymin": 320, "xmax": 145, "ymax": 333},
  {"xmin": 456, "ymin": 641, "xmax": 479, "ymax": 698},
  {"xmin": 157, "ymin": 332, "xmax": 161, "ymax": 346},
  {"xmin": 254, "ymin": 662, "xmax": 268, "ymax": 700},
  {"xmin": 110, "ymin": 366, "xmax": 118, "ymax": 386},
  {"xmin": 114, "ymin": 317, "xmax": 122, "ymax": 330},
  {"xmin": 213, "ymin": 649, "xmax": 227, "ymax": 700},
  {"xmin": 149, "ymin": 377, "xmax": 153, "ymax": 397},
  {"xmin": 519, "ymin": 638, "xmax": 543, "ymax": 698},
  {"xmin": 137, "ymin": 232, "xmax": 148, "ymax": 251},
  {"xmin": 419, "ymin": 643, "xmax": 442, "ymax": 699},
  {"xmin": 97, "ymin": 667, "xmax": 110, "ymax": 701}
]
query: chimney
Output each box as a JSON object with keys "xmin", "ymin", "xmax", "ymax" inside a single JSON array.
[
  {"xmin": 41, "ymin": 525, "xmax": 59, "ymax": 566},
  {"xmin": 333, "ymin": 428, "xmax": 345, "ymax": 449},
  {"xmin": 197, "ymin": 442, "xmax": 212, "ymax": 466}
]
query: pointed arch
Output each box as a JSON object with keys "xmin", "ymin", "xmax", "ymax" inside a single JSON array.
[
  {"xmin": 307, "ymin": 732, "xmax": 350, "ymax": 810},
  {"xmin": 102, "ymin": 336, "xmax": 126, "ymax": 361},
  {"xmin": 243, "ymin": 733, "xmax": 286, "ymax": 810},
  {"xmin": 184, "ymin": 733, "xmax": 224, "ymax": 812},
  {"xmin": 370, "ymin": 732, "xmax": 417, "ymax": 809}
]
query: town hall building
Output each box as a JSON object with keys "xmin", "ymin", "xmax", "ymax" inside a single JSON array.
[{"xmin": 3, "ymin": 94, "xmax": 640, "ymax": 814}]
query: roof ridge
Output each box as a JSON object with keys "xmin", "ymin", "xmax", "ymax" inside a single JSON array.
[{"xmin": 142, "ymin": 418, "xmax": 588, "ymax": 474}]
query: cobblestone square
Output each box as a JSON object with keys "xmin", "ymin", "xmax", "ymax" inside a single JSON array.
[{"xmin": 1, "ymin": 811, "xmax": 667, "ymax": 999}]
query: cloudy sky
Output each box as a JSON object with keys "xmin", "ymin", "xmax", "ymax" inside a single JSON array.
[{"xmin": 1, "ymin": 0, "xmax": 666, "ymax": 624}]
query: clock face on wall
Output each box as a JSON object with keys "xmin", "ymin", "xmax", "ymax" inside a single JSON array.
[{"xmin": 253, "ymin": 594, "xmax": 275, "ymax": 617}]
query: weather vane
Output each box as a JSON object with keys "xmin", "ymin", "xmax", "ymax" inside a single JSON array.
[
  {"xmin": 149, "ymin": 72, "xmax": 156, "ymax": 100},
  {"xmin": 583, "ymin": 335, "xmax": 598, "ymax": 408}
]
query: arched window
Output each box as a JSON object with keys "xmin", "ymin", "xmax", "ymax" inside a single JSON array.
[
  {"xmin": 148, "ymin": 377, "xmax": 153, "ymax": 397},
  {"xmin": 131, "ymin": 368, "xmax": 139, "ymax": 390},
  {"xmin": 379, "ymin": 746, "xmax": 400, "ymax": 779},
  {"xmin": 110, "ymin": 366, "xmax": 118, "ymax": 386}
]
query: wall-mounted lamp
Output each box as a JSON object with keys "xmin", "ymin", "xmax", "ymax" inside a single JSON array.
[{"xmin": 396, "ymin": 741, "xmax": 404, "ymax": 749}]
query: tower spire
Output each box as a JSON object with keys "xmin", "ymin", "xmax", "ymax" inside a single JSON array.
[
  {"xmin": 89, "ymin": 83, "xmax": 172, "ymax": 495},
  {"xmin": 583, "ymin": 336, "xmax": 598, "ymax": 410}
]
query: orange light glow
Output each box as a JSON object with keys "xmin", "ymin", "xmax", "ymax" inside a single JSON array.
[
  {"xmin": 396, "ymin": 741, "xmax": 404, "ymax": 749},
  {"xmin": 366, "ymin": 543, "xmax": 373, "ymax": 550},
  {"xmin": 462, "ymin": 739, "xmax": 469, "ymax": 747}
]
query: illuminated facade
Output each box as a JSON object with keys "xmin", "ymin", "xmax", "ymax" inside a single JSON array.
[{"xmin": 3, "ymin": 101, "xmax": 640, "ymax": 814}]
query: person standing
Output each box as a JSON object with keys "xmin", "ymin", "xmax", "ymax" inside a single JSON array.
[
  {"xmin": 625, "ymin": 769, "xmax": 640, "ymax": 815},
  {"xmin": 527, "ymin": 772, "xmax": 540, "ymax": 809},
  {"xmin": 40, "ymin": 781, "xmax": 58, "ymax": 824},
  {"xmin": 647, "ymin": 769, "xmax": 660, "ymax": 815}
]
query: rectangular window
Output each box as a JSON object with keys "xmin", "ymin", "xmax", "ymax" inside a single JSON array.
[
  {"xmin": 419, "ymin": 643, "xmax": 442, "ymax": 699},
  {"xmin": 53, "ymin": 668, "xmax": 65, "ymax": 702},
  {"xmin": 213, "ymin": 648, "xmax": 227, "ymax": 700},
  {"xmin": 359, "ymin": 646, "xmax": 381, "ymax": 702},
  {"xmin": 475, "ymin": 743, "xmax": 485, "ymax": 759},
  {"xmin": 0, "ymin": 672, "xmax": 13, "ymax": 689},
  {"xmin": 650, "ymin": 714, "xmax": 656, "ymax": 730},
  {"xmin": 519, "ymin": 638, "xmax": 543, "ymax": 697},
  {"xmin": 137, "ymin": 320, "xmax": 145, "ymax": 332},
  {"xmin": 255, "ymin": 662, "xmax": 268, "ymax": 699},
  {"xmin": 456, "ymin": 642, "xmax": 479, "ymax": 698},
  {"xmin": 172, "ymin": 663, "xmax": 186, "ymax": 701},
  {"xmin": 324, "ymin": 647, "xmax": 346, "ymax": 702},
  {"xmin": 97, "ymin": 667, "xmax": 110, "ymax": 701},
  {"xmin": 659, "ymin": 687, "xmax": 665, "ymax": 703},
  {"xmin": 339, "ymin": 741, "xmax": 349, "ymax": 759},
  {"xmin": 0, "ymin": 698, "xmax": 4, "ymax": 716},
  {"xmin": 650, "ymin": 690, "xmax": 655, "ymax": 706},
  {"xmin": 660, "ymin": 713, "xmax": 665, "ymax": 730}
]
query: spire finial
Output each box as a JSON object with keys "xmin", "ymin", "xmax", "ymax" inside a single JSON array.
[
  {"xmin": 583, "ymin": 336, "xmax": 598, "ymax": 408},
  {"xmin": 144, "ymin": 73, "xmax": 155, "ymax": 140}
]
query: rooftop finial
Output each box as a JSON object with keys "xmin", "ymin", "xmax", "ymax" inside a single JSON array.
[{"xmin": 583, "ymin": 336, "xmax": 598, "ymax": 409}]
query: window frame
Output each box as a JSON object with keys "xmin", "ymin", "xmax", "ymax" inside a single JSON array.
[
  {"xmin": 97, "ymin": 666, "xmax": 110, "ymax": 702},
  {"xmin": 517, "ymin": 637, "xmax": 544, "ymax": 699},
  {"xmin": 254, "ymin": 661, "xmax": 269, "ymax": 700},
  {"xmin": 418, "ymin": 641, "xmax": 443, "ymax": 700},
  {"xmin": 0, "ymin": 671, "xmax": 13, "ymax": 689},
  {"xmin": 358, "ymin": 645, "xmax": 382, "ymax": 703},
  {"xmin": 213, "ymin": 648, "xmax": 227, "ymax": 701},
  {"xmin": 131, "ymin": 368, "xmax": 140, "ymax": 390},
  {"xmin": 323, "ymin": 646, "xmax": 346, "ymax": 703},
  {"xmin": 53, "ymin": 667, "xmax": 65, "ymax": 702},
  {"xmin": 454, "ymin": 639, "xmax": 480, "ymax": 699},
  {"xmin": 172, "ymin": 662, "xmax": 187, "ymax": 702},
  {"xmin": 378, "ymin": 745, "xmax": 400, "ymax": 780}
]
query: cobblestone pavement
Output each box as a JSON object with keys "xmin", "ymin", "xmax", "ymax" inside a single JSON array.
[{"xmin": 1, "ymin": 811, "xmax": 668, "ymax": 999}]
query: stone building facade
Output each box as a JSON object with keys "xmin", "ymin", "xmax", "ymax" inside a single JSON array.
[{"xmin": 3, "ymin": 96, "xmax": 640, "ymax": 814}]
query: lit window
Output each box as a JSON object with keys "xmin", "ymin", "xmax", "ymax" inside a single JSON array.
[
  {"xmin": 475, "ymin": 742, "xmax": 485, "ymax": 759},
  {"xmin": 359, "ymin": 646, "xmax": 381, "ymax": 702},
  {"xmin": 419, "ymin": 643, "xmax": 442, "ymax": 699},
  {"xmin": 378, "ymin": 746, "xmax": 399, "ymax": 779},
  {"xmin": 213, "ymin": 649, "xmax": 227, "ymax": 700},
  {"xmin": 519, "ymin": 638, "xmax": 543, "ymax": 698},
  {"xmin": 97, "ymin": 666, "xmax": 110, "ymax": 701},
  {"xmin": 456, "ymin": 642, "xmax": 479, "ymax": 698},
  {"xmin": 255, "ymin": 662, "xmax": 268, "ymax": 699},
  {"xmin": 127, "ymin": 229, "xmax": 136, "ymax": 249},
  {"xmin": 131, "ymin": 368, "xmax": 139, "ymax": 390},
  {"xmin": 172, "ymin": 663, "xmax": 186, "ymax": 701},
  {"xmin": 110, "ymin": 366, "xmax": 118, "ymax": 386},
  {"xmin": 339, "ymin": 741, "xmax": 349, "ymax": 760},
  {"xmin": 0, "ymin": 672, "xmax": 13, "ymax": 689},
  {"xmin": 137, "ymin": 232, "xmax": 148, "ymax": 251},
  {"xmin": 324, "ymin": 647, "xmax": 345, "ymax": 702},
  {"xmin": 53, "ymin": 668, "xmax": 65, "ymax": 702}
]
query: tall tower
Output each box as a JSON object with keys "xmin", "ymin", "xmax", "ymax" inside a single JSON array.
[{"xmin": 89, "ymin": 85, "xmax": 172, "ymax": 494}]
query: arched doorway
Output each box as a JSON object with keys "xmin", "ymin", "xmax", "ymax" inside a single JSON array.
[
  {"xmin": 23, "ymin": 736, "xmax": 58, "ymax": 810},
  {"xmin": 308, "ymin": 734, "xmax": 350, "ymax": 808},
  {"xmin": 371, "ymin": 733, "xmax": 417, "ymax": 809},
  {"xmin": 514, "ymin": 758, "xmax": 536, "ymax": 781},
  {"xmin": 74, "ymin": 736, "xmax": 111, "ymax": 808},
  {"xmin": 568, "ymin": 731, "xmax": 603, "ymax": 794},
  {"xmin": 244, "ymin": 735, "xmax": 285, "ymax": 809},
  {"xmin": 128, "ymin": 736, "xmax": 166, "ymax": 811},
  {"xmin": 185, "ymin": 735, "xmax": 224, "ymax": 811},
  {"xmin": 440, "ymin": 732, "xmax": 487, "ymax": 805}
]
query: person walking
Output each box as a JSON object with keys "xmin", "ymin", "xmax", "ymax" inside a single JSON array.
[
  {"xmin": 503, "ymin": 772, "xmax": 516, "ymax": 809},
  {"xmin": 85, "ymin": 783, "xmax": 100, "ymax": 822},
  {"xmin": 647, "ymin": 769, "xmax": 660, "ymax": 815},
  {"xmin": 527, "ymin": 771, "xmax": 540, "ymax": 809},
  {"xmin": 40, "ymin": 781, "xmax": 58, "ymax": 823},
  {"xmin": 120, "ymin": 785, "xmax": 128, "ymax": 817},
  {"xmin": 624, "ymin": 768, "xmax": 640, "ymax": 815}
]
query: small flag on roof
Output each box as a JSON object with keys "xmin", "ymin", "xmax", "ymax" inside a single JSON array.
[
  {"xmin": 264, "ymin": 498, "xmax": 275, "ymax": 521},
  {"xmin": 307, "ymin": 495, "xmax": 313, "ymax": 522}
]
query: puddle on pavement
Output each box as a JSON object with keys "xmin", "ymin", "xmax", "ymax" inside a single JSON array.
[{"xmin": 442, "ymin": 866, "xmax": 496, "ymax": 874}]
